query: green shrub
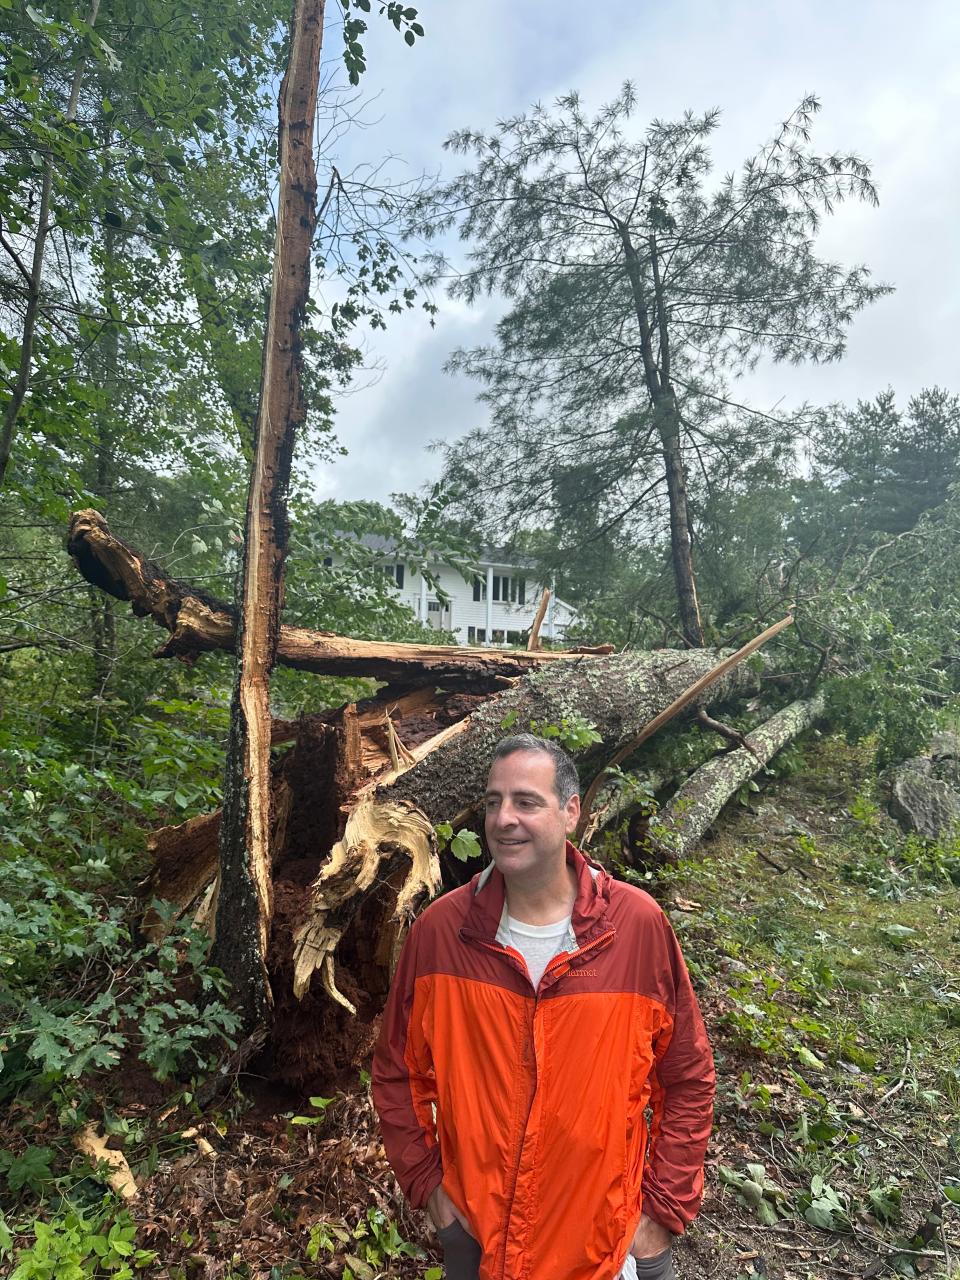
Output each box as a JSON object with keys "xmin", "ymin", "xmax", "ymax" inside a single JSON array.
[
  {"xmin": 0, "ymin": 857, "xmax": 239, "ymax": 1099},
  {"xmin": 2, "ymin": 1202, "xmax": 157, "ymax": 1279}
]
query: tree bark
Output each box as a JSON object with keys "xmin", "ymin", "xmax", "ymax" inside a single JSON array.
[
  {"xmin": 618, "ymin": 228, "xmax": 703, "ymax": 647},
  {"xmin": 653, "ymin": 690, "xmax": 827, "ymax": 861},
  {"xmin": 87, "ymin": 192, "xmax": 118, "ymax": 699},
  {"xmin": 210, "ymin": 0, "xmax": 327, "ymax": 1034},
  {"xmin": 138, "ymin": 644, "xmax": 774, "ymax": 1079},
  {"xmin": 65, "ymin": 507, "xmax": 611, "ymax": 686},
  {"xmin": 656, "ymin": 392, "xmax": 704, "ymax": 648}
]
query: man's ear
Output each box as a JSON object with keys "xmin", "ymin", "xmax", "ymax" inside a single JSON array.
[{"xmin": 565, "ymin": 793, "xmax": 581, "ymax": 835}]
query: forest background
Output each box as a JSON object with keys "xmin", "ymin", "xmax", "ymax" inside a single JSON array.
[{"xmin": 3, "ymin": 0, "xmax": 960, "ymax": 1277}]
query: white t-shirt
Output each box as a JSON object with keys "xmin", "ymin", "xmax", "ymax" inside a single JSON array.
[
  {"xmin": 501, "ymin": 911, "xmax": 573, "ymax": 988},
  {"xmin": 495, "ymin": 907, "xmax": 639, "ymax": 1280}
]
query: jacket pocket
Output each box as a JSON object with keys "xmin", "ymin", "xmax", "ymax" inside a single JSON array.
[
  {"xmin": 631, "ymin": 1247, "xmax": 675, "ymax": 1280},
  {"xmin": 437, "ymin": 1219, "xmax": 482, "ymax": 1280}
]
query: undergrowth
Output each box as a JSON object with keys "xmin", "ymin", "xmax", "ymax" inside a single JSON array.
[
  {"xmin": 6, "ymin": 717, "xmax": 960, "ymax": 1277},
  {"xmin": 653, "ymin": 734, "xmax": 960, "ymax": 1276}
]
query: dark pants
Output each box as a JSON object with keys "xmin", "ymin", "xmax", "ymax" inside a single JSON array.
[
  {"xmin": 437, "ymin": 1220, "xmax": 483, "ymax": 1280},
  {"xmin": 437, "ymin": 1221, "xmax": 675, "ymax": 1280},
  {"xmin": 632, "ymin": 1248, "xmax": 676, "ymax": 1280}
]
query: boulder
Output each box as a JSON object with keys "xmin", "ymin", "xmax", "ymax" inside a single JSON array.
[
  {"xmin": 929, "ymin": 731, "xmax": 960, "ymax": 763},
  {"xmin": 887, "ymin": 758, "xmax": 960, "ymax": 840}
]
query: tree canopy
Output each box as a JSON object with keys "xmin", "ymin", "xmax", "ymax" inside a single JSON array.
[{"xmin": 417, "ymin": 87, "xmax": 890, "ymax": 643}]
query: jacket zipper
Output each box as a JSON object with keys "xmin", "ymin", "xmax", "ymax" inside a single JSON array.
[{"xmin": 473, "ymin": 928, "xmax": 616, "ymax": 1280}]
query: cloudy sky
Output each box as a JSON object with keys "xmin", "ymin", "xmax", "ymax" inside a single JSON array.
[{"xmin": 311, "ymin": 0, "xmax": 960, "ymax": 505}]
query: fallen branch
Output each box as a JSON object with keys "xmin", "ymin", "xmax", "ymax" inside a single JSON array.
[
  {"xmin": 654, "ymin": 689, "xmax": 827, "ymax": 861},
  {"xmin": 66, "ymin": 509, "xmax": 610, "ymax": 685},
  {"xmin": 574, "ymin": 614, "xmax": 794, "ymax": 840},
  {"xmin": 74, "ymin": 1125, "xmax": 138, "ymax": 1200}
]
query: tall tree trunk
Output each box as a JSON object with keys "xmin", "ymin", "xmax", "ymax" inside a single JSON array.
[
  {"xmin": 656, "ymin": 391, "xmax": 704, "ymax": 648},
  {"xmin": 88, "ymin": 199, "xmax": 119, "ymax": 698},
  {"xmin": 210, "ymin": 0, "xmax": 327, "ymax": 1034},
  {"xmin": 0, "ymin": 0, "xmax": 101, "ymax": 488},
  {"xmin": 619, "ymin": 228, "xmax": 704, "ymax": 647}
]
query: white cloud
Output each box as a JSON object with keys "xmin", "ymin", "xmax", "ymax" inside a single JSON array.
[{"xmin": 310, "ymin": 0, "xmax": 960, "ymax": 501}]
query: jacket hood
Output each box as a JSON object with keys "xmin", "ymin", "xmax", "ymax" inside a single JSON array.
[{"xmin": 461, "ymin": 840, "xmax": 612, "ymax": 948}]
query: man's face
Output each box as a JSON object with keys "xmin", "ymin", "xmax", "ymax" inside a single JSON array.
[{"xmin": 484, "ymin": 750, "xmax": 581, "ymax": 882}]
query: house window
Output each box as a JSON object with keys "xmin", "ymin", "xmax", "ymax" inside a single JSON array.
[
  {"xmin": 428, "ymin": 600, "xmax": 441, "ymax": 612},
  {"xmin": 492, "ymin": 629, "xmax": 505, "ymax": 644},
  {"xmin": 467, "ymin": 626, "xmax": 476, "ymax": 644},
  {"xmin": 380, "ymin": 563, "xmax": 404, "ymax": 588},
  {"xmin": 518, "ymin": 578, "xmax": 525, "ymax": 605},
  {"xmin": 323, "ymin": 556, "xmax": 333, "ymax": 567},
  {"xmin": 476, "ymin": 628, "xmax": 486, "ymax": 643},
  {"xmin": 473, "ymin": 576, "xmax": 486, "ymax": 602}
]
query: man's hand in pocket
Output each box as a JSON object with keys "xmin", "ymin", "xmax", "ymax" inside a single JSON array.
[
  {"xmin": 629, "ymin": 1213, "xmax": 672, "ymax": 1258},
  {"xmin": 427, "ymin": 1184, "xmax": 472, "ymax": 1234}
]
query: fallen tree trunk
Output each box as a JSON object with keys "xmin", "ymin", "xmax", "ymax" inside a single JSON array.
[
  {"xmin": 138, "ymin": 645, "xmax": 777, "ymax": 1081},
  {"xmin": 71, "ymin": 501, "xmax": 804, "ymax": 1080},
  {"xmin": 66, "ymin": 508, "xmax": 610, "ymax": 686},
  {"xmin": 653, "ymin": 690, "xmax": 827, "ymax": 862}
]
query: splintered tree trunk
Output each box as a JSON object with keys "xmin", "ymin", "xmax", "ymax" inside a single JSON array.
[
  {"xmin": 137, "ymin": 646, "xmax": 776, "ymax": 1082},
  {"xmin": 211, "ymin": 0, "xmax": 326, "ymax": 1032}
]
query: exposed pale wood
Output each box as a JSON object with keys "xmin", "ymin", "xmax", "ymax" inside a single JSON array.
[
  {"xmin": 146, "ymin": 646, "xmax": 772, "ymax": 934},
  {"xmin": 144, "ymin": 697, "xmax": 476, "ymax": 926},
  {"xmin": 363, "ymin": 716, "xmax": 474, "ymax": 793},
  {"xmin": 384, "ymin": 713, "xmax": 415, "ymax": 771},
  {"xmin": 527, "ymin": 587, "xmax": 551, "ymax": 650},
  {"xmin": 66, "ymin": 508, "xmax": 612, "ymax": 685},
  {"xmin": 138, "ymin": 643, "xmax": 784, "ymax": 1076},
  {"xmin": 74, "ymin": 1126, "xmax": 138, "ymax": 1199},
  {"xmin": 142, "ymin": 811, "xmax": 222, "ymax": 942},
  {"xmin": 358, "ymin": 686, "xmax": 439, "ymax": 725},
  {"xmin": 574, "ymin": 614, "xmax": 794, "ymax": 840},
  {"xmin": 291, "ymin": 797, "xmax": 440, "ymax": 1003}
]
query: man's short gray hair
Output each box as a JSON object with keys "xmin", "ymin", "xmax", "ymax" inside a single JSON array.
[{"xmin": 490, "ymin": 733, "xmax": 580, "ymax": 804}]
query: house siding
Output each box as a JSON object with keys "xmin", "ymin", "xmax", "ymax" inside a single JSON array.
[{"xmin": 328, "ymin": 556, "xmax": 579, "ymax": 647}]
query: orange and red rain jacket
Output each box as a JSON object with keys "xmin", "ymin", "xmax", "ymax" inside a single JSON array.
[{"xmin": 372, "ymin": 844, "xmax": 716, "ymax": 1280}]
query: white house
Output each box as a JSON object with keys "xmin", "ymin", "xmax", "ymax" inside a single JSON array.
[{"xmin": 330, "ymin": 540, "xmax": 580, "ymax": 647}]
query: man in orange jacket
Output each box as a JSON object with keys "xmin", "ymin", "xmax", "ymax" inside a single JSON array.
[{"xmin": 372, "ymin": 733, "xmax": 715, "ymax": 1280}]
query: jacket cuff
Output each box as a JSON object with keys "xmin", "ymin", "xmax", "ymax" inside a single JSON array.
[
  {"xmin": 405, "ymin": 1154, "xmax": 445, "ymax": 1210},
  {"xmin": 640, "ymin": 1180, "xmax": 687, "ymax": 1237}
]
